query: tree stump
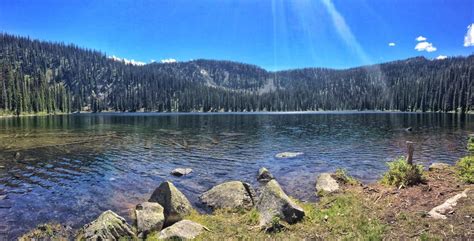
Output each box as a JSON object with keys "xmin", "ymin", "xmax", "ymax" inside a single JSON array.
[{"xmin": 406, "ymin": 141, "xmax": 415, "ymax": 165}]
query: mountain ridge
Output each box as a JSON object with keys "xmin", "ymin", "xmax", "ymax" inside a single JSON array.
[{"xmin": 0, "ymin": 33, "xmax": 473, "ymax": 114}]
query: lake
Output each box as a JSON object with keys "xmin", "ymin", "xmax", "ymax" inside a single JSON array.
[{"xmin": 0, "ymin": 112, "xmax": 472, "ymax": 238}]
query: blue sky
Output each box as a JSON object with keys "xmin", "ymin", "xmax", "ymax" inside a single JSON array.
[{"xmin": 0, "ymin": 0, "xmax": 473, "ymax": 70}]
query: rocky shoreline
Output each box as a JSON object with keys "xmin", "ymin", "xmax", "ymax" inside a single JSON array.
[{"xmin": 19, "ymin": 160, "xmax": 473, "ymax": 240}]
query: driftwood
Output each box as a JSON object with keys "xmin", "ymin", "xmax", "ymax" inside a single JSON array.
[{"xmin": 428, "ymin": 189, "xmax": 469, "ymax": 219}]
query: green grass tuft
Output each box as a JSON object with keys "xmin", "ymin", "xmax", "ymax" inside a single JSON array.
[{"xmin": 381, "ymin": 157, "xmax": 424, "ymax": 188}]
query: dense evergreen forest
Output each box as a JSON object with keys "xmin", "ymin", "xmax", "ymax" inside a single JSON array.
[{"xmin": 0, "ymin": 33, "xmax": 473, "ymax": 115}]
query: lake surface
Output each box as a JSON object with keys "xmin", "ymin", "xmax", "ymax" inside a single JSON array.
[{"xmin": 0, "ymin": 112, "xmax": 472, "ymax": 238}]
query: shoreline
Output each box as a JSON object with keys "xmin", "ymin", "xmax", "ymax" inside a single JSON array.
[
  {"xmin": 18, "ymin": 162, "xmax": 473, "ymax": 240},
  {"xmin": 1, "ymin": 109, "xmax": 473, "ymax": 119}
]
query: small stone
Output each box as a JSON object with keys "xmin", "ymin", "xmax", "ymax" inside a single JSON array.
[
  {"xmin": 257, "ymin": 167, "xmax": 274, "ymax": 182},
  {"xmin": 275, "ymin": 152, "xmax": 304, "ymax": 158},
  {"xmin": 0, "ymin": 195, "xmax": 6, "ymax": 200},
  {"xmin": 158, "ymin": 220, "xmax": 207, "ymax": 240},
  {"xmin": 171, "ymin": 168, "xmax": 193, "ymax": 177},
  {"xmin": 316, "ymin": 173, "xmax": 340, "ymax": 194},
  {"xmin": 428, "ymin": 162, "xmax": 450, "ymax": 171}
]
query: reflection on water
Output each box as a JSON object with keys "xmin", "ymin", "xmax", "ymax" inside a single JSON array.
[{"xmin": 0, "ymin": 112, "xmax": 472, "ymax": 238}]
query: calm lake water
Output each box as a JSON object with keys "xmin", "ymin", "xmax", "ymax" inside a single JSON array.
[{"xmin": 0, "ymin": 112, "xmax": 472, "ymax": 238}]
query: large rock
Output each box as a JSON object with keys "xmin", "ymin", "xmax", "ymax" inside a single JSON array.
[
  {"xmin": 158, "ymin": 220, "xmax": 207, "ymax": 240},
  {"xmin": 135, "ymin": 202, "xmax": 165, "ymax": 237},
  {"xmin": 171, "ymin": 168, "xmax": 193, "ymax": 177},
  {"xmin": 256, "ymin": 179, "xmax": 305, "ymax": 226},
  {"xmin": 200, "ymin": 181, "xmax": 255, "ymax": 211},
  {"xmin": 80, "ymin": 210, "xmax": 136, "ymax": 240},
  {"xmin": 316, "ymin": 173, "xmax": 340, "ymax": 194},
  {"xmin": 257, "ymin": 167, "xmax": 274, "ymax": 183},
  {"xmin": 149, "ymin": 181, "xmax": 193, "ymax": 226},
  {"xmin": 275, "ymin": 152, "xmax": 303, "ymax": 158},
  {"xmin": 428, "ymin": 162, "xmax": 450, "ymax": 171}
]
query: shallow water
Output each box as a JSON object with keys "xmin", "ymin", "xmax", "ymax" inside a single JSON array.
[{"xmin": 0, "ymin": 112, "xmax": 472, "ymax": 238}]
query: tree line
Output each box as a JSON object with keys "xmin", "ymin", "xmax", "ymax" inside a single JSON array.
[{"xmin": 0, "ymin": 33, "xmax": 472, "ymax": 115}]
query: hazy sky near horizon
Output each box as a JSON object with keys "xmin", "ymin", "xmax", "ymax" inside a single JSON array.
[{"xmin": 0, "ymin": 0, "xmax": 473, "ymax": 70}]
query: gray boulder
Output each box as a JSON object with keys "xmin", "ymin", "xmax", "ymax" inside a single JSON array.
[
  {"xmin": 158, "ymin": 220, "xmax": 207, "ymax": 240},
  {"xmin": 429, "ymin": 162, "xmax": 450, "ymax": 171},
  {"xmin": 257, "ymin": 167, "xmax": 274, "ymax": 183},
  {"xmin": 135, "ymin": 202, "xmax": 165, "ymax": 237},
  {"xmin": 200, "ymin": 181, "xmax": 255, "ymax": 211},
  {"xmin": 149, "ymin": 181, "xmax": 193, "ymax": 226},
  {"xmin": 316, "ymin": 173, "xmax": 340, "ymax": 194},
  {"xmin": 171, "ymin": 168, "xmax": 193, "ymax": 177},
  {"xmin": 256, "ymin": 179, "xmax": 305, "ymax": 226},
  {"xmin": 80, "ymin": 210, "xmax": 136, "ymax": 240}
]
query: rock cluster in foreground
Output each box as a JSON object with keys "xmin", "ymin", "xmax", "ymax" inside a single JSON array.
[{"xmin": 20, "ymin": 161, "xmax": 472, "ymax": 240}]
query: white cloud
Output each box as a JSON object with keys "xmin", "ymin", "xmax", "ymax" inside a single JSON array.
[
  {"xmin": 388, "ymin": 42, "xmax": 396, "ymax": 47},
  {"xmin": 416, "ymin": 36, "xmax": 427, "ymax": 41},
  {"xmin": 436, "ymin": 55, "xmax": 447, "ymax": 60},
  {"xmin": 150, "ymin": 59, "xmax": 156, "ymax": 63},
  {"xmin": 415, "ymin": 41, "xmax": 437, "ymax": 52},
  {"xmin": 160, "ymin": 58, "xmax": 177, "ymax": 64},
  {"xmin": 464, "ymin": 23, "xmax": 474, "ymax": 47},
  {"xmin": 108, "ymin": 55, "xmax": 146, "ymax": 66}
]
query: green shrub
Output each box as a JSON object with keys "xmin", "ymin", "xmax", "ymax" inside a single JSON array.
[
  {"xmin": 333, "ymin": 168, "xmax": 360, "ymax": 185},
  {"xmin": 456, "ymin": 155, "xmax": 473, "ymax": 183},
  {"xmin": 381, "ymin": 157, "xmax": 424, "ymax": 188},
  {"xmin": 468, "ymin": 135, "xmax": 474, "ymax": 153}
]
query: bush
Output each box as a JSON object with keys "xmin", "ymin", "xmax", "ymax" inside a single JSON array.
[
  {"xmin": 456, "ymin": 155, "xmax": 473, "ymax": 183},
  {"xmin": 381, "ymin": 157, "xmax": 424, "ymax": 188}
]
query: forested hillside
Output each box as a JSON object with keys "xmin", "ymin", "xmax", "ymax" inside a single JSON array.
[{"xmin": 0, "ymin": 33, "xmax": 473, "ymax": 115}]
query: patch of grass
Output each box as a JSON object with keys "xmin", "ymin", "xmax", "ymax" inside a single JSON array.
[
  {"xmin": 334, "ymin": 168, "xmax": 361, "ymax": 185},
  {"xmin": 18, "ymin": 223, "xmax": 69, "ymax": 241},
  {"xmin": 291, "ymin": 193, "xmax": 386, "ymax": 240},
  {"xmin": 456, "ymin": 155, "xmax": 473, "ymax": 183},
  {"xmin": 381, "ymin": 157, "xmax": 424, "ymax": 188},
  {"xmin": 244, "ymin": 208, "xmax": 260, "ymax": 225}
]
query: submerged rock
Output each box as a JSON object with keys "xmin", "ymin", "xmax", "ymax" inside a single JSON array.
[
  {"xmin": 135, "ymin": 202, "xmax": 165, "ymax": 237},
  {"xmin": 257, "ymin": 167, "xmax": 274, "ymax": 183},
  {"xmin": 158, "ymin": 220, "xmax": 207, "ymax": 240},
  {"xmin": 80, "ymin": 210, "xmax": 136, "ymax": 240},
  {"xmin": 149, "ymin": 181, "xmax": 193, "ymax": 226},
  {"xmin": 171, "ymin": 168, "xmax": 193, "ymax": 176},
  {"xmin": 316, "ymin": 173, "xmax": 340, "ymax": 194},
  {"xmin": 275, "ymin": 152, "xmax": 304, "ymax": 158},
  {"xmin": 429, "ymin": 189, "xmax": 470, "ymax": 219},
  {"xmin": 256, "ymin": 179, "xmax": 305, "ymax": 226},
  {"xmin": 200, "ymin": 181, "xmax": 255, "ymax": 211},
  {"xmin": 428, "ymin": 162, "xmax": 450, "ymax": 171}
]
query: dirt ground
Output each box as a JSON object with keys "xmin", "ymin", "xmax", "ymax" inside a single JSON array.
[{"xmin": 352, "ymin": 166, "xmax": 473, "ymax": 239}]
